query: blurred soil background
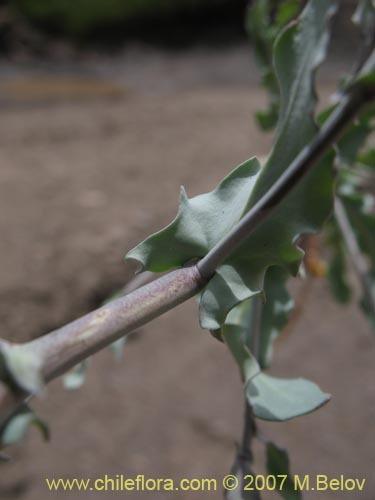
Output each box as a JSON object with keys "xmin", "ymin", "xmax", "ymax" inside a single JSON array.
[{"xmin": 0, "ymin": 1, "xmax": 374, "ymax": 499}]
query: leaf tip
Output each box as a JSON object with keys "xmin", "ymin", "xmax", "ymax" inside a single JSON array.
[{"xmin": 124, "ymin": 249, "xmax": 145, "ymax": 275}]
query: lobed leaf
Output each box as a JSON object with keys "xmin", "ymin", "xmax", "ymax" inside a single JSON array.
[
  {"xmin": 200, "ymin": 0, "xmax": 336, "ymax": 328},
  {"xmin": 127, "ymin": 157, "xmax": 261, "ymax": 272},
  {"xmin": 246, "ymin": 0, "xmax": 302, "ymax": 131},
  {"xmin": 127, "ymin": 0, "xmax": 336, "ymax": 330}
]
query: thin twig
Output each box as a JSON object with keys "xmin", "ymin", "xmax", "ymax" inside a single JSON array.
[
  {"xmin": 0, "ymin": 267, "xmax": 206, "ymax": 421},
  {"xmin": 198, "ymin": 86, "xmax": 373, "ymax": 278},
  {"xmin": 238, "ymin": 299, "xmax": 259, "ymax": 465},
  {"xmin": 37, "ymin": 267, "xmax": 206, "ymax": 382},
  {"xmin": 334, "ymin": 197, "xmax": 375, "ymax": 321},
  {"xmin": 238, "ymin": 400, "xmax": 256, "ymax": 465},
  {"xmin": 350, "ymin": 4, "xmax": 375, "ymax": 84},
  {"xmin": 1, "ymin": 79, "xmax": 374, "ymax": 422}
]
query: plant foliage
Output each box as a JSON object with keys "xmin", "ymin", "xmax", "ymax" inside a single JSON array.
[{"xmin": 1, "ymin": 5, "xmax": 374, "ymax": 500}]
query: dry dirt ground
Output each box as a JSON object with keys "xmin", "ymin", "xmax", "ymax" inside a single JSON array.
[{"xmin": 0, "ymin": 45, "xmax": 374, "ymax": 499}]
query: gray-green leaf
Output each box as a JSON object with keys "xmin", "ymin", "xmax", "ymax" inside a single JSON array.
[
  {"xmin": 222, "ymin": 300, "xmax": 261, "ymax": 385},
  {"xmin": 127, "ymin": 157, "xmax": 261, "ymax": 272},
  {"xmin": 258, "ymin": 267, "xmax": 293, "ymax": 369},
  {"xmin": 126, "ymin": 0, "xmax": 335, "ymax": 330},
  {"xmin": 0, "ymin": 404, "xmax": 49, "ymax": 448},
  {"xmin": 63, "ymin": 361, "xmax": 88, "ymax": 391},
  {"xmin": 247, "ymin": 373, "xmax": 330, "ymax": 421},
  {"xmin": 0, "ymin": 342, "xmax": 44, "ymax": 395}
]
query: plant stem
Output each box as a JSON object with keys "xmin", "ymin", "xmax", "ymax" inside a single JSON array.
[
  {"xmin": 197, "ymin": 86, "xmax": 374, "ymax": 279},
  {"xmin": 350, "ymin": 5, "xmax": 375, "ymax": 84},
  {"xmin": 1, "ymin": 79, "xmax": 374, "ymax": 421},
  {"xmin": 0, "ymin": 267, "xmax": 206, "ymax": 419},
  {"xmin": 249, "ymin": 295, "xmax": 262, "ymax": 359},
  {"xmin": 239, "ymin": 400, "xmax": 255, "ymax": 461},
  {"xmin": 227, "ymin": 295, "xmax": 260, "ymax": 498},
  {"xmin": 334, "ymin": 197, "xmax": 375, "ymax": 321},
  {"xmin": 225, "ymin": 400, "xmax": 260, "ymax": 499},
  {"xmin": 36, "ymin": 267, "xmax": 206, "ymax": 382}
]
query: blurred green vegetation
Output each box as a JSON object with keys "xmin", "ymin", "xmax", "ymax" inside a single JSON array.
[{"xmin": 11, "ymin": 0, "xmax": 245, "ymax": 39}]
